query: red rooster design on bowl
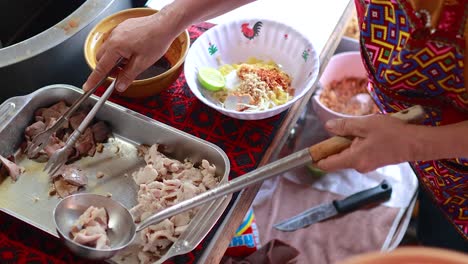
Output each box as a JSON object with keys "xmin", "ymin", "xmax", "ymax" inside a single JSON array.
[{"xmin": 241, "ymin": 21, "xmax": 263, "ymax": 40}]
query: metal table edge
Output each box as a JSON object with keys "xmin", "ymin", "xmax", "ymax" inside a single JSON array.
[{"xmin": 198, "ymin": 1, "xmax": 357, "ymax": 263}]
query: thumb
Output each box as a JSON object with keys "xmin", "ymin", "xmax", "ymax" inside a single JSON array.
[
  {"xmin": 115, "ymin": 57, "xmax": 144, "ymax": 92},
  {"xmin": 324, "ymin": 118, "xmax": 367, "ymax": 137}
]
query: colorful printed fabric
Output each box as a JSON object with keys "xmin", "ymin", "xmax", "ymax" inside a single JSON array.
[
  {"xmin": 0, "ymin": 23, "xmax": 286, "ymax": 264},
  {"xmin": 355, "ymin": 0, "xmax": 468, "ymax": 237}
]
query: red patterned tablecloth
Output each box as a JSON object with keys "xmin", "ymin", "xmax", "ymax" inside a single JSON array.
[{"xmin": 0, "ymin": 23, "xmax": 286, "ymax": 264}]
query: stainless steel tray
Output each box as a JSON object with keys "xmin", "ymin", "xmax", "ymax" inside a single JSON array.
[{"xmin": 0, "ymin": 85, "xmax": 231, "ymax": 263}]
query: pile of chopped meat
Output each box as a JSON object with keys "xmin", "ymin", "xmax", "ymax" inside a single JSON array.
[
  {"xmin": 319, "ymin": 77, "xmax": 379, "ymax": 116},
  {"xmin": 71, "ymin": 206, "xmax": 110, "ymax": 250},
  {"xmin": 20, "ymin": 100, "xmax": 112, "ymax": 196},
  {"xmin": 23, "ymin": 100, "xmax": 112, "ymax": 162},
  {"xmin": 130, "ymin": 144, "xmax": 218, "ymax": 263}
]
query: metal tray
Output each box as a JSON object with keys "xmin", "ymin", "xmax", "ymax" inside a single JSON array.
[{"xmin": 0, "ymin": 85, "xmax": 231, "ymax": 263}]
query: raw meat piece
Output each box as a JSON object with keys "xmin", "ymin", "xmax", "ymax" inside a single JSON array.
[
  {"xmin": 0, "ymin": 154, "xmax": 25, "ymax": 181},
  {"xmin": 91, "ymin": 121, "xmax": 111, "ymax": 143}
]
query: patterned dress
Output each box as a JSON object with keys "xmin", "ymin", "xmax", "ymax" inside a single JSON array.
[{"xmin": 354, "ymin": 0, "xmax": 468, "ymax": 239}]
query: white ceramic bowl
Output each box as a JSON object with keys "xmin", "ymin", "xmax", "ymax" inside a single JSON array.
[
  {"xmin": 184, "ymin": 19, "xmax": 320, "ymax": 120},
  {"xmin": 312, "ymin": 51, "xmax": 371, "ymax": 125}
]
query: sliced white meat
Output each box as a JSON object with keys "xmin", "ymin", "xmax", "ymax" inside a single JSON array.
[
  {"xmin": 137, "ymin": 251, "xmax": 154, "ymax": 264},
  {"xmin": 0, "ymin": 154, "xmax": 25, "ymax": 181},
  {"xmin": 171, "ymin": 212, "xmax": 191, "ymax": 227},
  {"xmin": 224, "ymin": 94, "xmax": 253, "ymax": 111},
  {"xmin": 133, "ymin": 165, "xmax": 159, "ymax": 185},
  {"xmin": 71, "ymin": 206, "xmax": 110, "ymax": 250},
  {"xmin": 130, "ymin": 144, "xmax": 221, "ymax": 258},
  {"xmin": 143, "ymin": 230, "xmax": 177, "ymax": 250},
  {"xmin": 178, "ymin": 182, "xmax": 199, "ymax": 201},
  {"xmin": 174, "ymin": 225, "xmax": 189, "ymax": 236},
  {"xmin": 162, "ymin": 179, "xmax": 181, "ymax": 191},
  {"xmin": 148, "ymin": 219, "xmax": 174, "ymax": 233}
]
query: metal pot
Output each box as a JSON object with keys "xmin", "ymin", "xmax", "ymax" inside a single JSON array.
[{"xmin": 0, "ymin": 0, "xmax": 133, "ymax": 103}]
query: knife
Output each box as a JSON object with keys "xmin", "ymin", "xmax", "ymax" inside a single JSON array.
[
  {"xmin": 273, "ymin": 180, "xmax": 392, "ymax": 232},
  {"xmin": 132, "ymin": 107, "xmax": 423, "ymax": 230}
]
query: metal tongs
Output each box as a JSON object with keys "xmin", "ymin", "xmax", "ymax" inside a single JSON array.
[{"xmin": 27, "ymin": 58, "xmax": 124, "ymax": 177}]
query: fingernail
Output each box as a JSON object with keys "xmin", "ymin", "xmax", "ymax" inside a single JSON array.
[
  {"xmin": 116, "ymin": 83, "xmax": 126, "ymax": 92},
  {"xmin": 82, "ymin": 83, "xmax": 89, "ymax": 91},
  {"xmin": 325, "ymin": 119, "xmax": 338, "ymax": 130}
]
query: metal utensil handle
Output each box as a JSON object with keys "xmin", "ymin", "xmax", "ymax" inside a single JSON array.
[
  {"xmin": 61, "ymin": 57, "xmax": 124, "ymax": 121},
  {"xmin": 136, "ymin": 148, "xmax": 313, "ymax": 231},
  {"xmin": 63, "ymin": 79, "xmax": 117, "ymax": 148},
  {"xmin": 333, "ymin": 180, "xmax": 392, "ymax": 214},
  {"xmin": 136, "ymin": 105, "xmax": 426, "ymax": 231},
  {"xmin": 308, "ymin": 105, "xmax": 426, "ymax": 161}
]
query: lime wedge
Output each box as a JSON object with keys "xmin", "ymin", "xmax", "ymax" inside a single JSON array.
[{"xmin": 198, "ymin": 67, "xmax": 225, "ymax": 91}]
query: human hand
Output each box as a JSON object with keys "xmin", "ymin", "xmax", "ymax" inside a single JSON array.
[
  {"xmin": 316, "ymin": 114, "xmax": 417, "ymax": 173},
  {"xmin": 82, "ymin": 13, "xmax": 177, "ymax": 93}
]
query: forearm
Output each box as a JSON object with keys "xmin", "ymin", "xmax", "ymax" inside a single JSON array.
[
  {"xmin": 409, "ymin": 121, "xmax": 468, "ymax": 161},
  {"xmin": 155, "ymin": 0, "xmax": 255, "ymax": 37}
]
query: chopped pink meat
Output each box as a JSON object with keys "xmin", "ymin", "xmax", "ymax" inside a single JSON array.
[
  {"xmin": 23, "ymin": 101, "xmax": 112, "ymax": 165},
  {"xmin": 48, "ymin": 100, "xmax": 69, "ymax": 114},
  {"xmin": 41, "ymin": 108, "xmax": 62, "ymax": 127},
  {"xmin": 131, "ymin": 144, "xmax": 219, "ymax": 261},
  {"xmin": 24, "ymin": 121, "xmax": 46, "ymax": 140},
  {"xmin": 74, "ymin": 128, "xmax": 96, "ymax": 157},
  {"xmin": 0, "ymin": 154, "xmax": 25, "ymax": 181},
  {"xmin": 91, "ymin": 121, "xmax": 111, "ymax": 143},
  {"xmin": 71, "ymin": 206, "xmax": 110, "ymax": 250},
  {"xmin": 69, "ymin": 112, "xmax": 87, "ymax": 130},
  {"xmin": 43, "ymin": 135, "xmax": 65, "ymax": 158}
]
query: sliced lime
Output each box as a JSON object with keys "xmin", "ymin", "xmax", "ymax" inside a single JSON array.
[{"xmin": 197, "ymin": 67, "xmax": 225, "ymax": 91}]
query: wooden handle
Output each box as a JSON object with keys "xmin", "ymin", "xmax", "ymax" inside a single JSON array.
[{"xmin": 308, "ymin": 105, "xmax": 426, "ymax": 162}]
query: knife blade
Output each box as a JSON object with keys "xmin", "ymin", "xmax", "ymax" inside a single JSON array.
[{"xmin": 273, "ymin": 180, "xmax": 392, "ymax": 232}]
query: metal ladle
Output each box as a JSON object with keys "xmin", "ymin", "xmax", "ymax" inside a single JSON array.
[{"xmin": 54, "ymin": 105, "xmax": 426, "ymax": 260}]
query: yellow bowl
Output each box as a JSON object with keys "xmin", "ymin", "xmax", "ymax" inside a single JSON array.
[{"xmin": 84, "ymin": 8, "xmax": 190, "ymax": 98}]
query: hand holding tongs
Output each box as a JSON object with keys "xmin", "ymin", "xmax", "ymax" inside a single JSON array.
[{"xmin": 39, "ymin": 58, "xmax": 124, "ymax": 177}]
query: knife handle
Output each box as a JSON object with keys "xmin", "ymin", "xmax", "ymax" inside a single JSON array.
[
  {"xmin": 333, "ymin": 180, "xmax": 392, "ymax": 214},
  {"xmin": 308, "ymin": 105, "xmax": 426, "ymax": 162}
]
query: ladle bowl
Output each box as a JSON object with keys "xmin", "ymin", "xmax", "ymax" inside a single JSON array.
[{"xmin": 53, "ymin": 193, "xmax": 136, "ymax": 260}]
